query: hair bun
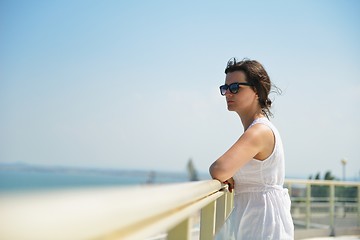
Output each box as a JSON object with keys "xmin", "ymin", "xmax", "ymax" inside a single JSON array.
[{"xmin": 266, "ymin": 99, "xmax": 272, "ymax": 106}]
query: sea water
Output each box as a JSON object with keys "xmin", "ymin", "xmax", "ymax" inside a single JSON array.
[{"xmin": 0, "ymin": 167, "xmax": 210, "ymax": 192}]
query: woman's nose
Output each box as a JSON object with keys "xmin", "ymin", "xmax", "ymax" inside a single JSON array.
[{"xmin": 225, "ymin": 89, "xmax": 232, "ymax": 96}]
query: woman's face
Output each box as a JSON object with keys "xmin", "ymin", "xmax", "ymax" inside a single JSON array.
[{"xmin": 224, "ymin": 71, "xmax": 258, "ymax": 112}]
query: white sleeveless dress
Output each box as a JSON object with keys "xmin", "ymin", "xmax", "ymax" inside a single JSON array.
[{"xmin": 215, "ymin": 118, "xmax": 294, "ymax": 240}]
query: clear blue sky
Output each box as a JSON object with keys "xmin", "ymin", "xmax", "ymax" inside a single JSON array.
[{"xmin": 1, "ymin": 0, "xmax": 360, "ymax": 179}]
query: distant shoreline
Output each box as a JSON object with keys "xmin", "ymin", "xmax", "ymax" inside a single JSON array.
[
  {"xmin": 0, "ymin": 162, "xmax": 329, "ymax": 181},
  {"xmin": 0, "ymin": 162, "xmax": 208, "ymax": 178}
]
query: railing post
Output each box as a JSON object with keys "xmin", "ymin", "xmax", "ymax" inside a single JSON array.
[
  {"xmin": 329, "ymin": 184, "xmax": 335, "ymax": 236},
  {"xmin": 167, "ymin": 217, "xmax": 191, "ymax": 240},
  {"xmin": 226, "ymin": 191, "xmax": 233, "ymax": 218},
  {"xmin": 215, "ymin": 193, "xmax": 227, "ymax": 233},
  {"xmin": 200, "ymin": 201, "xmax": 216, "ymax": 240},
  {"xmin": 287, "ymin": 182, "xmax": 292, "ymax": 197},
  {"xmin": 306, "ymin": 183, "xmax": 311, "ymax": 229},
  {"xmin": 358, "ymin": 185, "xmax": 360, "ymax": 227}
]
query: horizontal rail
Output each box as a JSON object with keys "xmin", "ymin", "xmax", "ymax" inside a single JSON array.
[
  {"xmin": 2, "ymin": 178, "xmax": 357, "ymax": 240},
  {"xmin": 285, "ymin": 179, "xmax": 359, "ymax": 186},
  {"xmin": 284, "ymin": 179, "xmax": 360, "ymax": 234},
  {"xmin": 0, "ymin": 180, "xmax": 229, "ymax": 240}
]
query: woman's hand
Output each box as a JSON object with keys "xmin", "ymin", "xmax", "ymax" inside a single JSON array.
[{"xmin": 224, "ymin": 177, "xmax": 234, "ymax": 193}]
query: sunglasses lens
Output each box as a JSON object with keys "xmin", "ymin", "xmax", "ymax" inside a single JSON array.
[
  {"xmin": 220, "ymin": 85, "xmax": 227, "ymax": 95},
  {"xmin": 229, "ymin": 83, "xmax": 239, "ymax": 94}
]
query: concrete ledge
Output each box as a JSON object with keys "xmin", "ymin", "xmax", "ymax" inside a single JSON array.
[
  {"xmin": 334, "ymin": 227, "xmax": 360, "ymax": 237},
  {"xmin": 295, "ymin": 227, "xmax": 360, "ymax": 240},
  {"xmin": 295, "ymin": 229, "xmax": 331, "ymax": 240}
]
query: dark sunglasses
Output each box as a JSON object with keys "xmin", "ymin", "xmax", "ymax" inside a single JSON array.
[{"xmin": 219, "ymin": 82, "xmax": 253, "ymax": 96}]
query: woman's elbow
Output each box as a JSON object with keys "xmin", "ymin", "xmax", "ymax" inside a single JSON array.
[{"xmin": 209, "ymin": 163, "xmax": 229, "ymax": 182}]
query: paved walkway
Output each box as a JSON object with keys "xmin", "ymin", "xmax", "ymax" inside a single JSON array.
[{"xmin": 302, "ymin": 236, "xmax": 360, "ymax": 240}]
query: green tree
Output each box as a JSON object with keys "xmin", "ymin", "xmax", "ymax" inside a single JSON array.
[
  {"xmin": 309, "ymin": 171, "xmax": 357, "ymax": 202},
  {"xmin": 314, "ymin": 172, "xmax": 321, "ymax": 180},
  {"xmin": 311, "ymin": 171, "xmax": 333, "ymax": 200},
  {"xmin": 324, "ymin": 171, "xmax": 335, "ymax": 180}
]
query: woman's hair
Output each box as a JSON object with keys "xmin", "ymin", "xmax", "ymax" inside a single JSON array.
[{"xmin": 224, "ymin": 57, "xmax": 281, "ymax": 118}]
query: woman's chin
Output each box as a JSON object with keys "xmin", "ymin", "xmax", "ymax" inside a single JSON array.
[{"xmin": 227, "ymin": 106, "xmax": 236, "ymax": 111}]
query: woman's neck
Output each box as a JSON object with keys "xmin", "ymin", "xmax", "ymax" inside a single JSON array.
[{"xmin": 238, "ymin": 110, "xmax": 265, "ymax": 130}]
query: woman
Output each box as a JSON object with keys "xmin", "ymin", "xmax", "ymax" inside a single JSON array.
[{"xmin": 210, "ymin": 58, "xmax": 294, "ymax": 239}]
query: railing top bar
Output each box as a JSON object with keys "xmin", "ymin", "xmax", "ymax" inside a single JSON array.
[
  {"xmin": 285, "ymin": 179, "xmax": 360, "ymax": 186},
  {"xmin": 119, "ymin": 191, "xmax": 225, "ymax": 240},
  {"xmin": 0, "ymin": 180, "xmax": 223, "ymax": 240}
]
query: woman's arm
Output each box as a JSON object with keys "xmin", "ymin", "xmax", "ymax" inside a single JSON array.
[{"xmin": 209, "ymin": 124, "xmax": 273, "ymax": 182}]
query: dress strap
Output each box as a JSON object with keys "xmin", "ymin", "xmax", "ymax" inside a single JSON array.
[{"xmin": 248, "ymin": 117, "xmax": 271, "ymax": 129}]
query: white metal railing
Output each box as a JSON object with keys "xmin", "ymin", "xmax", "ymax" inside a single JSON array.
[
  {"xmin": 285, "ymin": 179, "xmax": 360, "ymax": 234},
  {"xmin": 0, "ymin": 180, "xmax": 233, "ymax": 240},
  {"xmin": 2, "ymin": 179, "xmax": 358, "ymax": 240}
]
